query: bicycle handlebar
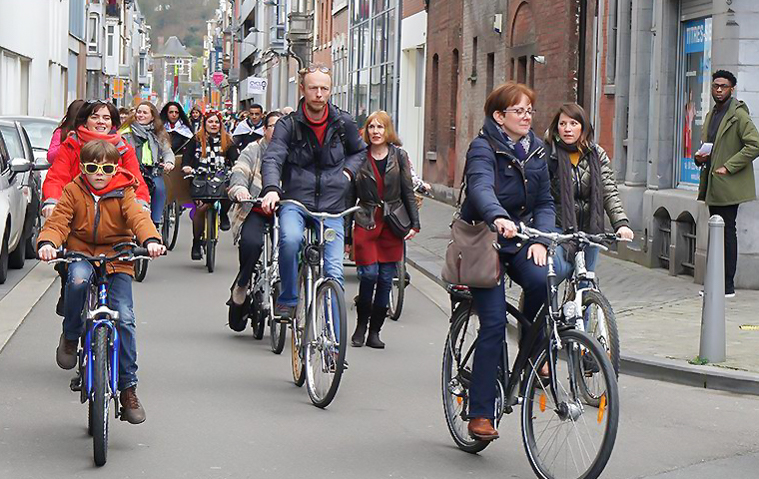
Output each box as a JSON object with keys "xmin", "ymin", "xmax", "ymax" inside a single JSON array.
[
  {"xmin": 278, "ymin": 199, "xmax": 361, "ymax": 220},
  {"xmin": 46, "ymin": 244, "xmax": 157, "ymax": 265},
  {"xmin": 514, "ymin": 224, "xmax": 623, "ymax": 252}
]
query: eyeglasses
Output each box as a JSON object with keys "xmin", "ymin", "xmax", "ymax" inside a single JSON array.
[
  {"xmin": 81, "ymin": 163, "xmax": 117, "ymax": 175},
  {"xmin": 503, "ymin": 108, "xmax": 536, "ymax": 118},
  {"xmin": 298, "ymin": 65, "xmax": 331, "ymax": 75},
  {"xmin": 86, "ymin": 99, "xmax": 111, "ymax": 105},
  {"xmin": 712, "ymin": 83, "xmax": 732, "ymax": 91}
]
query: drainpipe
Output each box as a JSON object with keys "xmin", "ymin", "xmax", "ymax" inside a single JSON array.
[{"xmin": 577, "ymin": 0, "xmax": 588, "ymax": 107}]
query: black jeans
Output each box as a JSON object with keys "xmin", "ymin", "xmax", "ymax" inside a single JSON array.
[
  {"xmin": 237, "ymin": 211, "xmax": 269, "ymax": 287},
  {"xmin": 708, "ymin": 204, "xmax": 739, "ymax": 292}
]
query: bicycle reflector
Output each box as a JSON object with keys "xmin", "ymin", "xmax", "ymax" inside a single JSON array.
[{"xmin": 324, "ymin": 228, "xmax": 337, "ymax": 243}]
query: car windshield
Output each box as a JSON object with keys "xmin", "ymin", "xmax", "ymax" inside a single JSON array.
[{"xmin": 18, "ymin": 120, "xmax": 57, "ymax": 150}]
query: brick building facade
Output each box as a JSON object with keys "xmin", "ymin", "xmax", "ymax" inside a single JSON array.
[{"xmin": 423, "ymin": 0, "xmax": 598, "ymax": 189}]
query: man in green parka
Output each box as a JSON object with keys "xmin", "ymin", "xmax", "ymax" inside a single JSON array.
[{"xmin": 695, "ymin": 70, "xmax": 759, "ymax": 297}]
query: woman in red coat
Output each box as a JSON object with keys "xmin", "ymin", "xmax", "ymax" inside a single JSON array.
[
  {"xmin": 42, "ymin": 101, "xmax": 150, "ymax": 218},
  {"xmin": 351, "ymin": 111, "xmax": 420, "ymax": 348}
]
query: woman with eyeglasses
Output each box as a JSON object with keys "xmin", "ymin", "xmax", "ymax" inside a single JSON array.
[
  {"xmin": 350, "ymin": 111, "xmax": 420, "ymax": 349},
  {"xmin": 458, "ymin": 82, "xmax": 555, "ymax": 441},
  {"xmin": 182, "ymin": 110, "xmax": 240, "ymax": 260},
  {"xmin": 119, "ymin": 101, "xmax": 176, "ymax": 226},
  {"xmin": 42, "ymin": 100, "xmax": 150, "ymax": 219},
  {"xmin": 48, "ymin": 99, "xmax": 85, "ymax": 163},
  {"xmin": 226, "ymin": 111, "xmax": 284, "ymax": 330},
  {"xmin": 544, "ymin": 103, "xmax": 633, "ymax": 283}
]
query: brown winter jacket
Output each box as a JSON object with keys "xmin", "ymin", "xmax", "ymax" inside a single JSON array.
[{"xmin": 37, "ymin": 171, "xmax": 161, "ymax": 276}]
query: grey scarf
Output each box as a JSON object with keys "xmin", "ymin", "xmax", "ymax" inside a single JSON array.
[{"xmin": 130, "ymin": 122, "xmax": 163, "ymax": 166}]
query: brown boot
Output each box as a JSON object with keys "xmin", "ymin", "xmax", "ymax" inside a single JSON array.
[
  {"xmin": 119, "ymin": 387, "xmax": 146, "ymax": 424},
  {"xmin": 468, "ymin": 417, "xmax": 499, "ymax": 441},
  {"xmin": 55, "ymin": 334, "xmax": 78, "ymax": 370}
]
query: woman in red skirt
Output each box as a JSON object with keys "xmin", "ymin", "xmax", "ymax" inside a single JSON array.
[{"xmin": 351, "ymin": 111, "xmax": 421, "ymax": 348}]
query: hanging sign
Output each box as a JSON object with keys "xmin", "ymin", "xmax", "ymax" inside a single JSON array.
[{"xmin": 246, "ymin": 77, "xmax": 268, "ymax": 95}]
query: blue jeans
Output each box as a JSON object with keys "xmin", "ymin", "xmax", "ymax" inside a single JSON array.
[
  {"xmin": 277, "ymin": 202, "xmax": 345, "ymax": 307},
  {"xmin": 468, "ymin": 245, "xmax": 549, "ymax": 419},
  {"xmin": 149, "ymin": 175, "xmax": 167, "ymax": 224},
  {"xmin": 357, "ymin": 262, "xmax": 396, "ymax": 308},
  {"xmin": 63, "ymin": 261, "xmax": 138, "ymax": 391},
  {"xmin": 553, "ymin": 245, "xmax": 600, "ymax": 285}
]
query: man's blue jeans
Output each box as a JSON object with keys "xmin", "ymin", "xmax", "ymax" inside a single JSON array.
[
  {"xmin": 277, "ymin": 202, "xmax": 345, "ymax": 307},
  {"xmin": 63, "ymin": 261, "xmax": 138, "ymax": 391},
  {"xmin": 149, "ymin": 174, "xmax": 167, "ymax": 224}
]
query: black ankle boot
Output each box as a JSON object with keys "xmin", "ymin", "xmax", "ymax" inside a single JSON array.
[
  {"xmin": 191, "ymin": 239, "xmax": 202, "ymax": 260},
  {"xmin": 351, "ymin": 299, "xmax": 371, "ymax": 347},
  {"xmin": 366, "ymin": 304, "xmax": 388, "ymax": 349}
]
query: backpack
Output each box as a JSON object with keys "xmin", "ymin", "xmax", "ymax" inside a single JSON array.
[{"xmin": 287, "ymin": 109, "xmax": 349, "ymax": 153}]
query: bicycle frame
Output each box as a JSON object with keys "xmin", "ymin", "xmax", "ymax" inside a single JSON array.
[
  {"xmin": 251, "ymin": 214, "xmax": 280, "ymax": 313},
  {"xmin": 84, "ymin": 270, "xmax": 120, "ymax": 404}
]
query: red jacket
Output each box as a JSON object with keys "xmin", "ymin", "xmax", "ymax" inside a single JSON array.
[{"xmin": 42, "ymin": 135, "xmax": 150, "ymax": 206}]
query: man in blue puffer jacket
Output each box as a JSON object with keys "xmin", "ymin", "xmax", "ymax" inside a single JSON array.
[{"xmin": 261, "ymin": 64, "xmax": 366, "ymax": 320}]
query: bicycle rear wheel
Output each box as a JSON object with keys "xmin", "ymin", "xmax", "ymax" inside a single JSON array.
[
  {"xmin": 305, "ymin": 279, "xmax": 347, "ymax": 408},
  {"xmin": 92, "ymin": 326, "xmax": 110, "ymax": 467},
  {"xmin": 387, "ymin": 259, "xmax": 406, "ymax": 321},
  {"xmin": 134, "ymin": 258, "xmax": 148, "ymax": 282},
  {"xmin": 163, "ymin": 201, "xmax": 181, "ymax": 251},
  {"xmin": 290, "ymin": 270, "xmax": 307, "ymax": 386},
  {"xmin": 441, "ymin": 303, "xmax": 491, "ymax": 454},
  {"xmin": 251, "ymin": 292, "xmax": 265, "ymax": 340},
  {"xmin": 522, "ymin": 329, "xmax": 619, "ymax": 479},
  {"xmin": 581, "ymin": 290, "xmax": 619, "ymax": 378},
  {"xmin": 270, "ymin": 282, "xmax": 287, "ymax": 354},
  {"xmin": 206, "ymin": 208, "xmax": 217, "ymax": 273}
]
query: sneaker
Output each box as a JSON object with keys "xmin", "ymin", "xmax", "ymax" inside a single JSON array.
[
  {"xmin": 275, "ymin": 303, "xmax": 296, "ymax": 324},
  {"xmin": 119, "ymin": 387, "xmax": 146, "ymax": 424},
  {"xmin": 699, "ymin": 289, "xmax": 736, "ymax": 298},
  {"xmin": 56, "ymin": 334, "xmax": 78, "ymax": 370},
  {"xmin": 191, "ymin": 240, "xmax": 202, "ymax": 261},
  {"xmin": 220, "ymin": 214, "xmax": 231, "ymax": 232}
]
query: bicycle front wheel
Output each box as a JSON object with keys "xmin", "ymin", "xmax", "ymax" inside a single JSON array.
[
  {"xmin": 387, "ymin": 260, "xmax": 406, "ymax": 321},
  {"xmin": 441, "ymin": 303, "xmax": 491, "ymax": 454},
  {"xmin": 522, "ymin": 329, "xmax": 619, "ymax": 479},
  {"xmin": 134, "ymin": 258, "xmax": 148, "ymax": 282},
  {"xmin": 290, "ymin": 270, "xmax": 307, "ymax": 386},
  {"xmin": 92, "ymin": 327, "xmax": 111, "ymax": 467},
  {"xmin": 205, "ymin": 208, "xmax": 217, "ymax": 273},
  {"xmin": 304, "ymin": 279, "xmax": 347, "ymax": 408},
  {"xmin": 581, "ymin": 290, "xmax": 619, "ymax": 378},
  {"xmin": 164, "ymin": 201, "xmax": 181, "ymax": 251},
  {"xmin": 270, "ymin": 282, "xmax": 287, "ymax": 354}
]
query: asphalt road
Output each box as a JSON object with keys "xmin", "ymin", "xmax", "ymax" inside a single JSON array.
[{"xmin": 1, "ymin": 217, "xmax": 758, "ymax": 478}]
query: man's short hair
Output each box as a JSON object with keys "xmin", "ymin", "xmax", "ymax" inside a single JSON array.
[
  {"xmin": 713, "ymin": 70, "xmax": 737, "ymax": 87},
  {"xmin": 80, "ymin": 139, "xmax": 120, "ymax": 164},
  {"xmin": 249, "ymin": 103, "xmax": 263, "ymax": 112}
]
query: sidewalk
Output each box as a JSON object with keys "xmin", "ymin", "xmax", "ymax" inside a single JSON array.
[{"xmin": 407, "ymin": 198, "xmax": 759, "ymax": 392}]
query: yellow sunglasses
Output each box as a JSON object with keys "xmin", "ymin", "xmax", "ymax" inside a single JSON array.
[{"xmin": 81, "ymin": 163, "xmax": 118, "ymax": 175}]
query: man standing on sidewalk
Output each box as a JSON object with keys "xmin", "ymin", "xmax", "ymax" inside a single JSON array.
[{"xmin": 695, "ymin": 70, "xmax": 759, "ymax": 297}]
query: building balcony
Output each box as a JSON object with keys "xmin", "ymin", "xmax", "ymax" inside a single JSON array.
[
  {"xmin": 106, "ymin": 2, "xmax": 120, "ymax": 18},
  {"xmin": 240, "ymin": 31, "xmax": 263, "ymax": 63},
  {"xmin": 239, "ymin": 0, "xmax": 255, "ymax": 24}
]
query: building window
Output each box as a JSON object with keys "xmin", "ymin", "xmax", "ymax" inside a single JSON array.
[
  {"xmin": 414, "ymin": 47, "xmax": 424, "ymax": 108},
  {"xmin": 486, "ymin": 52, "xmax": 494, "ymax": 97},
  {"xmin": 430, "ymin": 53, "xmax": 439, "ymax": 152},
  {"xmin": 87, "ymin": 15, "xmax": 100, "ymax": 54},
  {"xmin": 471, "ymin": 36, "xmax": 478, "ymax": 80},
  {"xmin": 348, "ymin": 0, "xmax": 398, "ymax": 120},
  {"xmin": 676, "ymin": 17, "xmax": 712, "ymax": 188},
  {"xmin": 107, "ymin": 25, "xmax": 115, "ymax": 57}
]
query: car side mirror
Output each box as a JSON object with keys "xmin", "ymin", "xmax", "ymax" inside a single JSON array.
[
  {"xmin": 9, "ymin": 158, "xmax": 32, "ymax": 173},
  {"xmin": 33, "ymin": 158, "xmax": 51, "ymax": 171}
]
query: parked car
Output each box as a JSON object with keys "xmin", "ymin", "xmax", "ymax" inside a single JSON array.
[
  {"xmin": 0, "ymin": 120, "xmax": 49, "ymax": 281},
  {"xmin": 0, "ymin": 116, "xmax": 57, "ymax": 184}
]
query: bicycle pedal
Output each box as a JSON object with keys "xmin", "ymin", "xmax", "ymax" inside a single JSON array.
[
  {"xmin": 70, "ymin": 376, "xmax": 82, "ymax": 392},
  {"xmin": 274, "ymin": 316, "xmax": 292, "ymax": 325}
]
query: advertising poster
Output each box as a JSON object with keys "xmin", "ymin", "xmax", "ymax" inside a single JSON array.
[{"xmin": 679, "ymin": 17, "xmax": 712, "ymax": 187}]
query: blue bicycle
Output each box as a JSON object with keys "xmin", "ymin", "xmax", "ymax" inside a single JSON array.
[{"xmin": 50, "ymin": 243, "xmax": 152, "ymax": 467}]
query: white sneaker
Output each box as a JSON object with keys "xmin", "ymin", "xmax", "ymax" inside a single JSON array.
[{"xmin": 699, "ymin": 290, "xmax": 735, "ymax": 298}]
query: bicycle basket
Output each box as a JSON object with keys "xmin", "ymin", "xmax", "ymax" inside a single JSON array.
[{"xmin": 190, "ymin": 175, "xmax": 229, "ymax": 200}]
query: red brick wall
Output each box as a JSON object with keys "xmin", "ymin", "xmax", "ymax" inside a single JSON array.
[
  {"xmin": 403, "ymin": 0, "xmax": 426, "ymax": 19},
  {"xmin": 313, "ymin": 0, "xmax": 333, "ymax": 66},
  {"xmin": 423, "ymin": 0, "xmax": 464, "ymax": 187}
]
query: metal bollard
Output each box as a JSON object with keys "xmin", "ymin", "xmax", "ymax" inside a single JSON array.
[{"xmin": 699, "ymin": 214, "xmax": 726, "ymax": 363}]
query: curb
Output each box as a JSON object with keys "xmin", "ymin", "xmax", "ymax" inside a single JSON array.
[
  {"xmin": 405, "ymin": 254, "xmax": 759, "ymax": 396},
  {"xmin": 0, "ymin": 261, "xmax": 58, "ymax": 355}
]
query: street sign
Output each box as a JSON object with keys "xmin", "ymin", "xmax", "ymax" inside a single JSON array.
[
  {"xmin": 246, "ymin": 76, "xmax": 268, "ymax": 95},
  {"xmin": 212, "ymin": 71, "xmax": 225, "ymax": 87}
]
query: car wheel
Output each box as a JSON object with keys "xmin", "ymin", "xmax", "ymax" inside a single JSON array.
[
  {"xmin": 0, "ymin": 229, "xmax": 9, "ymax": 284},
  {"xmin": 8, "ymin": 233, "xmax": 25, "ymax": 269},
  {"xmin": 25, "ymin": 211, "xmax": 40, "ymax": 259}
]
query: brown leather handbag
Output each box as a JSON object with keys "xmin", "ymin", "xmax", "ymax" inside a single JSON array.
[{"xmin": 441, "ymin": 180, "xmax": 501, "ymax": 288}]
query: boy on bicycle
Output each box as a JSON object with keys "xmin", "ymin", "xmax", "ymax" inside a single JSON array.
[{"xmin": 38, "ymin": 139, "xmax": 165, "ymax": 424}]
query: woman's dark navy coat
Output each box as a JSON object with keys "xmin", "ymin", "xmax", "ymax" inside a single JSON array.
[{"xmin": 460, "ymin": 117, "xmax": 556, "ymax": 253}]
